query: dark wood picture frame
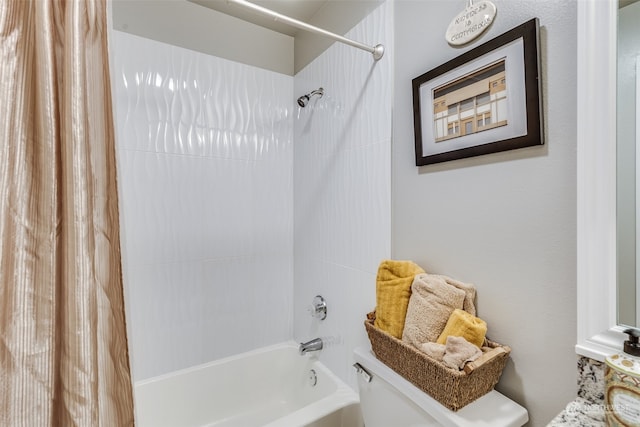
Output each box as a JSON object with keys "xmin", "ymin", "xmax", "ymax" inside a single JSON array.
[{"xmin": 413, "ymin": 18, "xmax": 543, "ymax": 166}]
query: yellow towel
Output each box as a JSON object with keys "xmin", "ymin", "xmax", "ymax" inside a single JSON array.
[
  {"xmin": 436, "ymin": 308, "xmax": 487, "ymax": 348},
  {"xmin": 374, "ymin": 259, "xmax": 425, "ymax": 339}
]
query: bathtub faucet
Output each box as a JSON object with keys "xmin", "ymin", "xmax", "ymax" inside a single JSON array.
[{"xmin": 299, "ymin": 338, "xmax": 323, "ymax": 355}]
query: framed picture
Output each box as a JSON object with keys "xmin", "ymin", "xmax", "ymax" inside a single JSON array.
[{"xmin": 413, "ymin": 18, "xmax": 543, "ymax": 166}]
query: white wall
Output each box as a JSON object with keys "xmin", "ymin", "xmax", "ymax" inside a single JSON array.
[
  {"xmin": 292, "ymin": 0, "xmax": 384, "ymax": 73},
  {"xmin": 111, "ymin": 0, "xmax": 294, "ymax": 75},
  {"xmin": 293, "ymin": 1, "xmax": 392, "ymax": 390},
  {"xmin": 393, "ymin": 1, "xmax": 577, "ymax": 426},
  {"xmin": 111, "ymin": 31, "xmax": 294, "ymax": 381}
]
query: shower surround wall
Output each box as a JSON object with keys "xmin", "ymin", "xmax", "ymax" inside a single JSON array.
[
  {"xmin": 111, "ymin": 0, "xmax": 392, "ymax": 388},
  {"xmin": 111, "ymin": 31, "xmax": 294, "ymax": 381},
  {"xmin": 293, "ymin": 1, "xmax": 392, "ymax": 389}
]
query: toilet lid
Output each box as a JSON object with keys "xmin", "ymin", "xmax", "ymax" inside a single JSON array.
[{"xmin": 353, "ymin": 347, "xmax": 529, "ymax": 427}]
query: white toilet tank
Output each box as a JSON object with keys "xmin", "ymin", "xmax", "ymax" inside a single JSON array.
[{"xmin": 352, "ymin": 347, "xmax": 528, "ymax": 427}]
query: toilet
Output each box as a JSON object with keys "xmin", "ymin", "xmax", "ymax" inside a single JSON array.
[{"xmin": 353, "ymin": 347, "xmax": 528, "ymax": 427}]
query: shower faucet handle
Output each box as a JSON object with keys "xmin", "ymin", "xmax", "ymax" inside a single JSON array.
[{"xmin": 309, "ymin": 295, "xmax": 327, "ymax": 320}]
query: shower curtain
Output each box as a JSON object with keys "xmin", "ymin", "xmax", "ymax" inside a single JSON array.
[{"xmin": 0, "ymin": 0, "xmax": 134, "ymax": 425}]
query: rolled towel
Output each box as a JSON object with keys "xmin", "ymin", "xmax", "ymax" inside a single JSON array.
[
  {"xmin": 436, "ymin": 308, "xmax": 487, "ymax": 348},
  {"xmin": 419, "ymin": 342, "xmax": 446, "ymax": 361},
  {"xmin": 443, "ymin": 336, "xmax": 482, "ymax": 370},
  {"xmin": 433, "ymin": 275, "xmax": 477, "ymax": 316},
  {"xmin": 402, "ymin": 273, "xmax": 466, "ymax": 347},
  {"xmin": 374, "ymin": 259, "xmax": 425, "ymax": 339}
]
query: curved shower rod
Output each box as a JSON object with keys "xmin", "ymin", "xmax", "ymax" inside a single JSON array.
[{"xmin": 227, "ymin": 0, "xmax": 385, "ymax": 61}]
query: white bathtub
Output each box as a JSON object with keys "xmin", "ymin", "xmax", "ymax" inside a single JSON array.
[{"xmin": 134, "ymin": 342, "xmax": 362, "ymax": 427}]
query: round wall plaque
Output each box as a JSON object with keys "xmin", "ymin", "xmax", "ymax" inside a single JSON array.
[{"xmin": 446, "ymin": 0, "xmax": 497, "ymax": 46}]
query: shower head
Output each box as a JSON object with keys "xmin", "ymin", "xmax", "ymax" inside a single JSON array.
[{"xmin": 297, "ymin": 87, "xmax": 324, "ymax": 107}]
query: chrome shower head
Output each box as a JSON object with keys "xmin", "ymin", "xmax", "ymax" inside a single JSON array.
[
  {"xmin": 297, "ymin": 95, "xmax": 309, "ymax": 108},
  {"xmin": 297, "ymin": 87, "xmax": 324, "ymax": 107}
]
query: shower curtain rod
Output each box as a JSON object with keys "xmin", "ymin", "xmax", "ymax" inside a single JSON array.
[{"xmin": 227, "ymin": 0, "xmax": 385, "ymax": 61}]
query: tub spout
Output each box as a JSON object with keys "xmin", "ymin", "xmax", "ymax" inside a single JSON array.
[{"xmin": 299, "ymin": 338, "xmax": 323, "ymax": 355}]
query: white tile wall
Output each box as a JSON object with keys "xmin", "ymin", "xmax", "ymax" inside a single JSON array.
[
  {"xmin": 110, "ymin": 0, "xmax": 392, "ymax": 387},
  {"xmin": 293, "ymin": 1, "xmax": 392, "ymax": 390},
  {"xmin": 111, "ymin": 31, "xmax": 294, "ymax": 381}
]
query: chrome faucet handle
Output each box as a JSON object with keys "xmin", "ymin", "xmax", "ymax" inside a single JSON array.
[{"xmin": 309, "ymin": 295, "xmax": 327, "ymax": 320}]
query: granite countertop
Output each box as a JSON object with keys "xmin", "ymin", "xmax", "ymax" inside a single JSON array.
[
  {"xmin": 547, "ymin": 397, "xmax": 604, "ymax": 426},
  {"xmin": 547, "ymin": 357, "xmax": 606, "ymax": 426}
]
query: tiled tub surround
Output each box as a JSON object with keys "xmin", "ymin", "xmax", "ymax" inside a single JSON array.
[
  {"xmin": 111, "ymin": 30, "xmax": 294, "ymax": 381},
  {"xmin": 112, "ymin": 0, "xmax": 393, "ymax": 390},
  {"xmin": 292, "ymin": 0, "xmax": 392, "ymax": 391},
  {"xmin": 547, "ymin": 357, "xmax": 605, "ymax": 426}
]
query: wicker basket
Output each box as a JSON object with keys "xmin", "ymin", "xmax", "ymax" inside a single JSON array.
[{"xmin": 364, "ymin": 312, "xmax": 510, "ymax": 411}]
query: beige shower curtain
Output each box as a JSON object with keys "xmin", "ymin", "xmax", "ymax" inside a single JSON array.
[{"xmin": 0, "ymin": 0, "xmax": 134, "ymax": 425}]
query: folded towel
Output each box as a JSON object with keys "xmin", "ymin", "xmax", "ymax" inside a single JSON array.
[
  {"xmin": 436, "ymin": 308, "xmax": 487, "ymax": 348},
  {"xmin": 419, "ymin": 336, "xmax": 482, "ymax": 370},
  {"xmin": 419, "ymin": 342, "xmax": 446, "ymax": 361},
  {"xmin": 443, "ymin": 336, "xmax": 482, "ymax": 370},
  {"xmin": 432, "ymin": 275, "xmax": 477, "ymax": 316},
  {"xmin": 374, "ymin": 259, "xmax": 425, "ymax": 339},
  {"xmin": 402, "ymin": 273, "xmax": 466, "ymax": 347}
]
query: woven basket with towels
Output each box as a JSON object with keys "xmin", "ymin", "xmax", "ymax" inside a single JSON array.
[
  {"xmin": 366, "ymin": 260, "xmax": 511, "ymax": 411},
  {"xmin": 364, "ymin": 311, "xmax": 510, "ymax": 411}
]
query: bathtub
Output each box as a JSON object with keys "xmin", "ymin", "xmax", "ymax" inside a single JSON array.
[{"xmin": 134, "ymin": 342, "xmax": 363, "ymax": 427}]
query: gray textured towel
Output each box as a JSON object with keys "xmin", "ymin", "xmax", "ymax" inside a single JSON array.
[
  {"xmin": 442, "ymin": 336, "xmax": 482, "ymax": 370},
  {"xmin": 402, "ymin": 273, "xmax": 466, "ymax": 347},
  {"xmin": 419, "ymin": 342, "xmax": 446, "ymax": 361},
  {"xmin": 432, "ymin": 275, "xmax": 477, "ymax": 316}
]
